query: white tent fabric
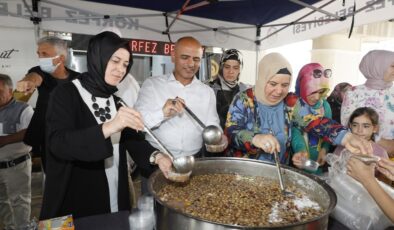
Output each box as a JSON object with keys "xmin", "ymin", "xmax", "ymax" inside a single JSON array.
[
  {"xmin": 0, "ymin": 0, "xmax": 393, "ymax": 51},
  {"xmin": 264, "ymin": 0, "xmax": 394, "ymax": 49},
  {"xmin": 1, "ymin": 0, "xmax": 393, "ymax": 86}
]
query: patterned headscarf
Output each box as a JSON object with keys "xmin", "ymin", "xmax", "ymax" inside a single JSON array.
[
  {"xmin": 359, "ymin": 50, "xmax": 394, "ymax": 90},
  {"xmin": 295, "ymin": 63, "xmax": 330, "ymax": 105},
  {"xmin": 255, "ymin": 53, "xmax": 292, "ymax": 106},
  {"xmin": 218, "ymin": 49, "xmax": 243, "ymax": 88}
]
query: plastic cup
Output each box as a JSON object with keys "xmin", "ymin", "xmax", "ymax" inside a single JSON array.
[
  {"xmin": 137, "ymin": 196, "xmax": 154, "ymax": 212},
  {"xmin": 129, "ymin": 210, "xmax": 154, "ymax": 230}
]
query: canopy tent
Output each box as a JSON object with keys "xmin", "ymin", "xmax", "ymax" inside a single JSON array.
[
  {"xmin": 1, "ymin": 0, "xmax": 393, "ymax": 87},
  {"xmin": 0, "ymin": 0, "xmax": 392, "ymax": 51}
]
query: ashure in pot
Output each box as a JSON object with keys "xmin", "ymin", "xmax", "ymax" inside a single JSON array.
[{"xmin": 149, "ymin": 158, "xmax": 337, "ymax": 230}]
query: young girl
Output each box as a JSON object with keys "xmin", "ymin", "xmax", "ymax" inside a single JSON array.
[
  {"xmin": 334, "ymin": 107, "xmax": 388, "ymax": 159},
  {"xmin": 291, "ymin": 63, "xmax": 333, "ymax": 174}
]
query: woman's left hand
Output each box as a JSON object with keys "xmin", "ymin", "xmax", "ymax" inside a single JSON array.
[
  {"xmin": 292, "ymin": 151, "xmax": 308, "ymax": 168},
  {"xmin": 317, "ymin": 148, "xmax": 327, "ymax": 165}
]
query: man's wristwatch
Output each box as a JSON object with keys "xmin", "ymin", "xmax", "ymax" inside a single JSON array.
[{"xmin": 149, "ymin": 151, "xmax": 161, "ymax": 165}]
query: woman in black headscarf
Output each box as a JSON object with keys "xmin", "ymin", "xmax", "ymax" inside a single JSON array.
[{"xmin": 40, "ymin": 32, "xmax": 172, "ymax": 220}]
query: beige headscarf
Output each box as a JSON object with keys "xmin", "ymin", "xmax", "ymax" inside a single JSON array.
[{"xmin": 255, "ymin": 53, "xmax": 292, "ymax": 106}]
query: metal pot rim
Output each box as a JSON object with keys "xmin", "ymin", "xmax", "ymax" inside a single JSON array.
[{"xmin": 148, "ymin": 157, "xmax": 337, "ymax": 229}]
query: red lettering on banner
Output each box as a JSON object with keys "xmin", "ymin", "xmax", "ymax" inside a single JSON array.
[
  {"xmin": 151, "ymin": 42, "xmax": 157, "ymax": 54},
  {"xmin": 131, "ymin": 40, "xmax": 137, "ymax": 52},
  {"xmin": 138, "ymin": 41, "xmax": 144, "ymax": 52},
  {"xmin": 164, "ymin": 44, "xmax": 174, "ymax": 55},
  {"xmin": 144, "ymin": 41, "xmax": 150, "ymax": 53},
  {"xmin": 129, "ymin": 39, "xmax": 174, "ymax": 56},
  {"xmin": 170, "ymin": 44, "xmax": 175, "ymax": 54}
]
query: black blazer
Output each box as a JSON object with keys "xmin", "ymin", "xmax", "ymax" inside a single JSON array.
[
  {"xmin": 24, "ymin": 66, "xmax": 80, "ymax": 171},
  {"xmin": 40, "ymin": 81, "xmax": 156, "ymax": 220}
]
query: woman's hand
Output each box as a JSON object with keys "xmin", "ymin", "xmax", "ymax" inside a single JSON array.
[
  {"xmin": 341, "ymin": 132, "xmax": 373, "ymax": 155},
  {"xmin": 102, "ymin": 106, "xmax": 144, "ymax": 138},
  {"xmin": 317, "ymin": 148, "xmax": 327, "ymax": 166},
  {"xmin": 252, "ymin": 134, "xmax": 280, "ymax": 154},
  {"xmin": 292, "ymin": 151, "xmax": 308, "ymax": 169},
  {"xmin": 162, "ymin": 97, "xmax": 185, "ymax": 118},
  {"xmin": 347, "ymin": 157, "xmax": 375, "ymax": 185},
  {"xmin": 155, "ymin": 153, "xmax": 173, "ymax": 179},
  {"xmin": 377, "ymin": 158, "xmax": 394, "ymax": 181}
]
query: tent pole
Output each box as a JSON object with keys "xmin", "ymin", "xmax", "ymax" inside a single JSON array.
[
  {"xmin": 289, "ymin": 0, "xmax": 341, "ymax": 20},
  {"xmin": 165, "ymin": 0, "xmax": 190, "ymax": 34},
  {"xmin": 31, "ymin": 0, "xmax": 41, "ymax": 41},
  {"xmin": 259, "ymin": 0, "xmax": 336, "ymax": 43},
  {"xmin": 255, "ymin": 25, "xmax": 261, "ymax": 82}
]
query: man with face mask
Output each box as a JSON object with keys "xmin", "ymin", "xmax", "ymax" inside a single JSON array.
[
  {"xmin": 208, "ymin": 49, "xmax": 250, "ymax": 130},
  {"xmin": 16, "ymin": 36, "xmax": 79, "ymax": 172}
]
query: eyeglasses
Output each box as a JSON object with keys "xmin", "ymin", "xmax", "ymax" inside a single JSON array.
[{"xmin": 312, "ymin": 69, "xmax": 332, "ymax": 78}]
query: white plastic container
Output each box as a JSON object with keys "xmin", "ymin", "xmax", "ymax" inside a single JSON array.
[
  {"xmin": 129, "ymin": 196, "xmax": 155, "ymax": 230},
  {"xmin": 137, "ymin": 196, "xmax": 154, "ymax": 212},
  {"xmin": 129, "ymin": 210, "xmax": 154, "ymax": 230}
]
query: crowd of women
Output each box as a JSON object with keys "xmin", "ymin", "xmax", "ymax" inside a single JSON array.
[
  {"xmin": 224, "ymin": 50, "xmax": 394, "ymax": 222},
  {"xmin": 2, "ymin": 30, "xmax": 394, "ymax": 228}
]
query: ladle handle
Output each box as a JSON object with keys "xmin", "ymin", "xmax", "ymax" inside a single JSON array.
[
  {"xmin": 184, "ymin": 106, "xmax": 206, "ymax": 129},
  {"xmin": 273, "ymin": 151, "xmax": 285, "ymax": 192},
  {"xmin": 143, "ymin": 125, "xmax": 174, "ymax": 161},
  {"xmin": 179, "ymin": 102, "xmax": 206, "ymax": 129},
  {"xmin": 118, "ymin": 100, "xmax": 174, "ymax": 161}
]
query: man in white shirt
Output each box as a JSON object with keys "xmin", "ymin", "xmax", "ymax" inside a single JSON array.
[
  {"xmin": 135, "ymin": 36, "xmax": 226, "ymax": 163},
  {"xmin": 0, "ymin": 74, "xmax": 34, "ymax": 229}
]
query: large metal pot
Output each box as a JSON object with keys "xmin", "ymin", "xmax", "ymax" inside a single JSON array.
[{"xmin": 148, "ymin": 157, "xmax": 336, "ymax": 230}]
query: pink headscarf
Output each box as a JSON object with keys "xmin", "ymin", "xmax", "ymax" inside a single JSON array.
[
  {"xmin": 359, "ymin": 50, "xmax": 394, "ymax": 90},
  {"xmin": 295, "ymin": 63, "xmax": 330, "ymax": 105}
]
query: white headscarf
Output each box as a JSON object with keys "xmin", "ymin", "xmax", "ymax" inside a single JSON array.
[{"xmin": 255, "ymin": 53, "xmax": 292, "ymax": 106}]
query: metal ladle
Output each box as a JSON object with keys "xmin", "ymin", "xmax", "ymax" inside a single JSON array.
[
  {"xmin": 179, "ymin": 101, "xmax": 223, "ymax": 145},
  {"xmin": 119, "ymin": 100, "xmax": 195, "ymax": 174},
  {"xmin": 301, "ymin": 158, "xmax": 320, "ymax": 172},
  {"xmin": 143, "ymin": 126, "xmax": 195, "ymax": 174},
  {"xmin": 273, "ymin": 151, "xmax": 295, "ymax": 197}
]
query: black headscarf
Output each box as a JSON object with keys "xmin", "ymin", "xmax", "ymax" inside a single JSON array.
[{"xmin": 79, "ymin": 31, "xmax": 133, "ymax": 98}]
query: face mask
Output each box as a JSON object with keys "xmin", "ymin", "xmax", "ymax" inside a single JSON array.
[{"xmin": 39, "ymin": 55, "xmax": 60, "ymax": 74}]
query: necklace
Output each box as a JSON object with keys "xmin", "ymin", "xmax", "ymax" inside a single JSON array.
[{"xmin": 91, "ymin": 95, "xmax": 111, "ymax": 122}]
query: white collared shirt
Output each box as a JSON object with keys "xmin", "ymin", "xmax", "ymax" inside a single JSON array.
[{"xmin": 135, "ymin": 74, "xmax": 220, "ymax": 157}]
